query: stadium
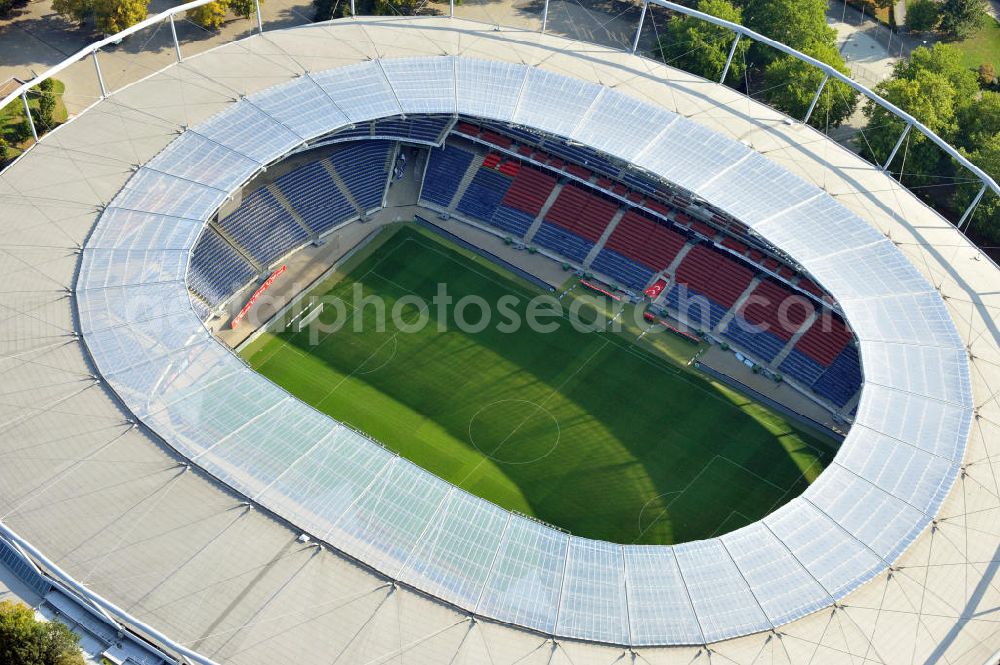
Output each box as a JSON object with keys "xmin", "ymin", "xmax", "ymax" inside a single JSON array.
[{"xmin": 0, "ymin": 4, "xmax": 998, "ymax": 665}]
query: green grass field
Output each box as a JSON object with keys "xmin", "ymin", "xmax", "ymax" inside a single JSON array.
[
  {"xmin": 954, "ymin": 17, "xmax": 1000, "ymax": 72},
  {"xmin": 242, "ymin": 225, "xmax": 838, "ymax": 544}
]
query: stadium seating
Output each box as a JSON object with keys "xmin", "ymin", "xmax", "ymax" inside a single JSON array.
[
  {"xmin": 777, "ymin": 313, "xmax": 860, "ymax": 406},
  {"xmin": 217, "ymin": 187, "xmax": 309, "ymax": 266},
  {"xmin": 590, "ymin": 211, "xmax": 687, "ymax": 289},
  {"xmin": 664, "ymin": 284, "xmax": 729, "ymax": 330},
  {"xmin": 604, "ymin": 210, "xmax": 687, "ymax": 272},
  {"xmin": 489, "ymin": 206, "xmax": 537, "ymax": 237},
  {"xmin": 590, "ymin": 248, "xmax": 656, "ymax": 289},
  {"xmin": 189, "ymin": 293, "xmax": 212, "ymax": 321},
  {"xmin": 371, "ymin": 116, "xmax": 450, "ymax": 144},
  {"xmin": 457, "ymin": 167, "xmax": 513, "ymax": 221},
  {"xmin": 672, "ymin": 244, "xmax": 754, "ymax": 310},
  {"xmin": 721, "ymin": 319, "xmax": 788, "ymax": 363},
  {"xmin": 739, "ymin": 278, "xmax": 813, "ymax": 341},
  {"xmin": 532, "ymin": 222, "xmax": 594, "ymax": 262},
  {"xmin": 188, "ymin": 228, "xmax": 258, "ymax": 306},
  {"xmin": 543, "ymin": 183, "xmax": 618, "ymax": 242},
  {"xmin": 778, "ymin": 348, "xmax": 827, "ymax": 385},
  {"xmin": 422, "ymin": 144, "xmax": 475, "ymax": 207},
  {"xmin": 501, "ymin": 166, "xmax": 557, "ymax": 216},
  {"xmin": 274, "ymin": 161, "xmax": 356, "ymax": 235},
  {"xmin": 538, "ymin": 138, "xmax": 620, "ymax": 177},
  {"xmin": 811, "ymin": 344, "xmax": 862, "ymax": 407},
  {"xmin": 792, "ymin": 313, "xmax": 853, "ymax": 366},
  {"xmin": 328, "ymin": 141, "xmax": 392, "ymax": 211}
]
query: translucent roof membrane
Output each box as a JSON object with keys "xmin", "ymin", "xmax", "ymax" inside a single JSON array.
[
  {"xmin": 455, "ymin": 59, "xmax": 527, "ymax": 122},
  {"xmin": 839, "ymin": 292, "xmax": 963, "ymax": 348},
  {"xmin": 77, "ymin": 282, "xmax": 192, "ymax": 334},
  {"xmin": 399, "ymin": 490, "xmax": 510, "ymax": 609},
  {"xmin": 751, "ymin": 194, "xmax": 885, "ymax": 263},
  {"xmin": 381, "ymin": 57, "xmax": 457, "ymax": 115},
  {"xmin": 78, "ymin": 56, "xmax": 972, "ymax": 647},
  {"xmin": 632, "ymin": 119, "xmax": 749, "ymax": 192},
  {"xmin": 149, "ymin": 131, "xmax": 260, "ymax": 192},
  {"xmin": 623, "ymin": 546, "xmax": 702, "ymax": 645},
  {"xmin": 555, "ymin": 538, "xmax": 628, "ymax": 644},
  {"xmin": 572, "ymin": 91, "xmax": 677, "ymax": 163},
  {"xmin": 194, "ymin": 102, "xmax": 303, "ymax": 163},
  {"xmin": 112, "ymin": 168, "xmax": 228, "ymax": 221},
  {"xmin": 513, "ymin": 68, "xmax": 603, "ymax": 139},
  {"xmin": 86, "ymin": 208, "xmax": 205, "ymax": 251},
  {"xmin": 250, "ymin": 75, "xmax": 350, "ymax": 142},
  {"xmin": 310, "ymin": 61, "xmax": 402, "ymax": 123}
]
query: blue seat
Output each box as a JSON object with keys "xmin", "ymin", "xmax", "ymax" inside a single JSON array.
[
  {"xmin": 812, "ymin": 345, "xmax": 862, "ymax": 407},
  {"xmin": 189, "ymin": 229, "xmax": 257, "ymax": 306},
  {"xmin": 664, "ymin": 285, "xmax": 728, "ymax": 330},
  {"xmin": 422, "ymin": 144, "xmax": 475, "ymax": 207},
  {"xmin": 328, "ymin": 141, "xmax": 392, "ymax": 211},
  {"xmin": 274, "ymin": 161, "xmax": 356, "ymax": 235},
  {"xmin": 217, "ymin": 188, "xmax": 308, "ymax": 266},
  {"xmin": 722, "ymin": 319, "xmax": 788, "ymax": 363},
  {"xmin": 778, "ymin": 348, "xmax": 827, "ymax": 386},
  {"xmin": 532, "ymin": 222, "xmax": 594, "ymax": 263},
  {"xmin": 489, "ymin": 205, "xmax": 536, "ymax": 237},
  {"xmin": 456, "ymin": 168, "xmax": 513, "ymax": 221},
  {"xmin": 591, "ymin": 248, "xmax": 655, "ymax": 289}
]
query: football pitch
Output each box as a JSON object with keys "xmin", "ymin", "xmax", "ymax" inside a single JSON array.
[{"xmin": 241, "ymin": 225, "xmax": 839, "ymax": 545}]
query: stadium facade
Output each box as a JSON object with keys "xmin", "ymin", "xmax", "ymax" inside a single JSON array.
[{"xmin": 0, "ymin": 13, "xmax": 998, "ymax": 665}]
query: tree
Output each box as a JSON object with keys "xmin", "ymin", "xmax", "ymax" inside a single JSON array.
[
  {"xmin": 313, "ymin": 0, "xmax": 338, "ymax": 20},
  {"xmin": 863, "ymin": 70, "xmax": 959, "ymax": 184},
  {"xmin": 655, "ymin": 0, "xmax": 749, "ymax": 84},
  {"xmin": 92, "ymin": 0, "xmax": 147, "ymax": 33},
  {"xmin": 742, "ymin": 0, "xmax": 836, "ymax": 55},
  {"xmin": 0, "ymin": 137, "xmax": 8, "ymax": 163},
  {"xmin": 52, "ymin": 0, "xmax": 92, "ymax": 25},
  {"xmin": 762, "ymin": 40, "xmax": 858, "ymax": 128},
  {"xmin": 938, "ymin": 0, "xmax": 987, "ymax": 37},
  {"xmin": 980, "ymin": 63, "xmax": 998, "ymax": 88},
  {"xmin": 52, "ymin": 0, "xmax": 148, "ymax": 32},
  {"xmin": 954, "ymin": 132, "xmax": 1000, "ymax": 243},
  {"xmin": 0, "ymin": 600, "xmax": 85, "ymax": 665},
  {"xmin": 186, "ymin": 0, "xmax": 261, "ymax": 28},
  {"xmin": 894, "ymin": 43, "xmax": 979, "ymax": 101},
  {"xmin": 35, "ymin": 80, "xmax": 56, "ymax": 132},
  {"xmin": 228, "ymin": 0, "xmax": 259, "ymax": 19},
  {"xmin": 956, "ymin": 90, "xmax": 1000, "ymax": 149},
  {"xmin": 906, "ymin": 0, "xmax": 940, "ymax": 32},
  {"xmin": 186, "ymin": 0, "xmax": 228, "ymax": 28}
]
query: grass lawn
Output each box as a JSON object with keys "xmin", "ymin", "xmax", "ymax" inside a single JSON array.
[
  {"xmin": 0, "ymin": 79, "xmax": 68, "ymax": 161},
  {"xmin": 953, "ymin": 17, "xmax": 1000, "ymax": 71},
  {"xmin": 242, "ymin": 225, "xmax": 838, "ymax": 545}
]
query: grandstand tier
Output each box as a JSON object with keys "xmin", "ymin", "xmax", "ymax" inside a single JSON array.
[
  {"xmin": 328, "ymin": 141, "xmax": 392, "ymax": 210},
  {"xmin": 273, "ymin": 161, "xmax": 356, "ymax": 235},
  {"xmin": 501, "ymin": 166, "xmax": 557, "ymax": 216},
  {"xmin": 672, "ymin": 244, "xmax": 754, "ymax": 309},
  {"xmin": 422, "ymin": 144, "xmax": 475, "ymax": 207},
  {"xmin": 216, "ymin": 187, "xmax": 308, "ymax": 266},
  {"xmin": 740, "ymin": 278, "xmax": 813, "ymax": 341},
  {"xmin": 543, "ymin": 183, "xmax": 618, "ymax": 242},
  {"xmin": 456, "ymin": 167, "xmax": 513, "ymax": 221},
  {"xmin": 603, "ymin": 210, "xmax": 687, "ymax": 272},
  {"xmin": 188, "ymin": 228, "xmax": 257, "ymax": 306}
]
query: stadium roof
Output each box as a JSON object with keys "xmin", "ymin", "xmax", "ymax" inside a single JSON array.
[{"xmin": 1, "ymin": 16, "xmax": 998, "ymax": 665}]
